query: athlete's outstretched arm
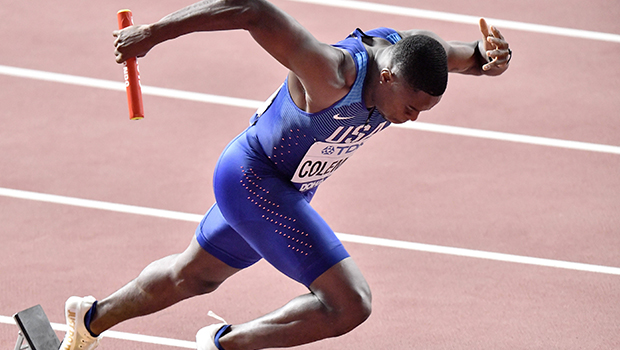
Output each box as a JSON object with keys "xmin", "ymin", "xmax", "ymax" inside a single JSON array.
[
  {"xmin": 400, "ymin": 18, "xmax": 511, "ymax": 76},
  {"xmin": 113, "ymin": 0, "xmax": 349, "ymax": 109}
]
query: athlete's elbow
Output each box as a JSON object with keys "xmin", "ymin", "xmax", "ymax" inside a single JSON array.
[
  {"xmin": 223, "ymin": 0, "xmax": 267, "ymax": 30},
  {"xmin": 233, "ymin": 0, "xmax": 291, "ymax": 33}
]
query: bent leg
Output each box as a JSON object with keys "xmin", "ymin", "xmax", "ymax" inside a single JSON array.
[
  {"xmin": 203, "ymin": 132, "xmax": 371, "ymax": 349},
  {"xmin": 218, "ymin": 257, "xmax": 372, "ymax": 350},
  {"xmin": 89, "ymin": 236, "xmax": 240, "ymax": 335}
]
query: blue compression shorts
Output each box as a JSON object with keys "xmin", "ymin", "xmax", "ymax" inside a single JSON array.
[{"xmin": 195, "ymin": 128, "xmax": 350, "ymax": 287}]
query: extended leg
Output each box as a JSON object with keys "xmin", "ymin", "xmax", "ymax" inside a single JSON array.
[{"xmin": 89, "ymin": 236, "xmax": 240, "ymax": 335}]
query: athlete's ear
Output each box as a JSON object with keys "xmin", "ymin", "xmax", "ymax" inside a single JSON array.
[{"xmin": 379, "ymin": 68, "xmax": 393, "ymax": 84}]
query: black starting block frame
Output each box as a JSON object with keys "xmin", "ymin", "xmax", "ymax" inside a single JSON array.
[{"xmin": 13, "ymin": 305, "xmax": 61, "ymax": 350}]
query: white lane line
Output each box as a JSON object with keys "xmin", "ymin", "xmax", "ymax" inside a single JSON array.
[
  {"xmin": 1, "ymin": 64, "xmax": 619, "ymax": 155},
  {"xmin": 286, "ymin": 0, "xmax": 620, "ymax": 43},
  {"xmin": 2, "ymin": 187, "xmax": 619, "ymax": 276},
  {"xmin": 336, "ymin": 233, "xmax": 620, "ymax": 275},
  {"xmin": 0, "ymin": 65, "xmax": 263, "ymax": 110},
  {"xmin": 0, "ymin": 187, "xmax": 204, "ymax": 223},
  {"xmin": 0, "ymin": 316, "xmax": 196, "ymax": 348},
  {"xmin": 398, "ymin": 122, "xmax": 620, "ymax": 154}
]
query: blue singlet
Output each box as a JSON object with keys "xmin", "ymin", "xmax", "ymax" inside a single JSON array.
[{"xmin": 195, "ymin": 28, "xmax": 401, "ymax": 287}]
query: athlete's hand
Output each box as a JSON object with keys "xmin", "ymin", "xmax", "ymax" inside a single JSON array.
[
  {"xmin": 478, "ymin": 18, "xmax": 511, "ymax": 74},
  {"xmin": 113, "ymin": 24, "xmax": 154, "ymax": 63}
]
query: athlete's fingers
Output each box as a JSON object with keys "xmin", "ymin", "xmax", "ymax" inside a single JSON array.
[
  {"xmin": 490, "ymin": 25, "xmax": 505, "ymax": 40},
  {"xmin": 479, "ymin": 19, "xmax": 511, "ymax": 71},
  {"xmin": 115, "ymin": 52, "xmax": 124, "ymax": 63},
  {"xmin": 486, "ymin": 36, "xmax": 509, "ymax": 50},
  {"xmin": 113, "ymin": 34, "xmax": 125, "ymax": 63},
  {"xmin": 487, "ymin": 50, "xmax": 509, "ymax": 64},
  {"xmin": 479, "ymin": 18, "xmax": 504, "ymax": 55},
  {"xmin": 112, "ymin": 25, "xmax": 153, "ymax": 64},
  {"xmin": 483, "ymin": 46, "xmax": 511, "ymax": 70},
  {"xmin": 479, "ymin": 18, "xmax": 496, "ymax": 71},
  {"xmin": 479, "ymin": 18, "xmax": 490, "ymax": 38}
]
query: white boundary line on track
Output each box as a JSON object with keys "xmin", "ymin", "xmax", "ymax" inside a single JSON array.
[
  {"xmin": 1, "ymin": 64, "xmax": 619, "ymax": 155},
  {"xmin": 1, "ymin": 187, "xmax": 619, "ymax": 276},
  {"xmin": 285, "ymin": 0, "xmax": 620, "ymax": 43},
  {"xmin": 0, "ymin": 315, "xmax": 196, "ymax": 348},
  {"xmin": 396, "ymin": 122, "xmax": 620, "ymax": 154}
]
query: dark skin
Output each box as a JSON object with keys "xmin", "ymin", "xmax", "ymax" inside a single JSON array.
[{"xmin": 104, "ymin": 1, "xmax": 512, "ymax": 349}]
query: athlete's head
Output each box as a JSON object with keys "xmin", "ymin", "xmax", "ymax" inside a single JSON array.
[{"xmin": 391, "ymin": 34, "xmax": 448, "ymax": 97}]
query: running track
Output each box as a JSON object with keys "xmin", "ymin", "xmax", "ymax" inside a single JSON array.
[{"xmin": 1, "ymin": 0, "xmax": 619, "ymax": 349}]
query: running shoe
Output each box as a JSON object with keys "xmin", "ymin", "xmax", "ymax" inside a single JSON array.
[
  {"xmin": 59, "ymin": 296, "xmax": 101, "ymax": 350},
  {"xmin": 196, "ymin": 323, "xmax": 228, "ymax": 350}
]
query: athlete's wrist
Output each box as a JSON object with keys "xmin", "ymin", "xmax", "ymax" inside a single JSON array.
[
  {"xmin": 147, "ymin": 21, "xmax": 176, "ymax": 45},
  {"xmin": 476, "ymin": 40, "xmax": 492, "ymax": 64}
]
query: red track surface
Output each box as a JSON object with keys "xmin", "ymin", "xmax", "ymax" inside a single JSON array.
[{"xmin": 1, "ymin": 1, "xmax": 619, "ymax": 349}]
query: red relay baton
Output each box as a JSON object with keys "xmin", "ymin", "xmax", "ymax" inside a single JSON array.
[{"xmin": 117, "ymin": 9, "xmax": 144, "ymax": 120}]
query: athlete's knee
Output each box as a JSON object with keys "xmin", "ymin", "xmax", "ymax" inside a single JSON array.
[
  {"xmin": 318, "ymin": 280, "xmax": 372, "ymax": 337},
  {"xmin": 354, "ymin": 285, "xmax": 373, "ymax": 321},
  {"xmin": 338, "ymin": 284, "xmax": 372, "ymax": 330},
  {"xmin": 320, "ymin": 289, "xmax": 372, "ymax": 339}
]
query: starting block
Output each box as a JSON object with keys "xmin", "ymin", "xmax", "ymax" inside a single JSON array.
[{"xmin": 13, "ymin": 305, "xmax": 61, "ymax": 350}]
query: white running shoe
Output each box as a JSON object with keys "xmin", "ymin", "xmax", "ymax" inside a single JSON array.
[
  {"xmin": 59, "ymin": 296, "xmax": 101, "ymax": 350},
  {"xmin": 196, "ymin": 323, "xmax": 227, "ymax": 350}
]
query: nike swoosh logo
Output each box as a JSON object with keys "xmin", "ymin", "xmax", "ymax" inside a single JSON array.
[{"xmin": 333, "ymin": 114, "xmax": 355, "ymax": 120}]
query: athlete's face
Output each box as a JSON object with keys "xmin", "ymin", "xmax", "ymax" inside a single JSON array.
[{"xmin": 375, "ymin": 69, "xmax": 442, "ymax": 124}]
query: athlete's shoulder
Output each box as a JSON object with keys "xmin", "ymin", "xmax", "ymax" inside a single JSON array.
[{"xmin": 287, "ymin": 46, "xmax": 356, "ymax": 113}]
